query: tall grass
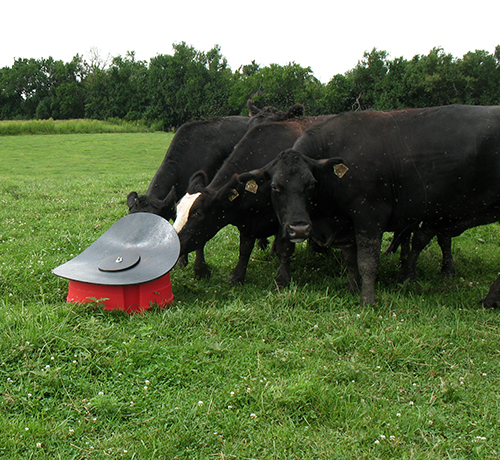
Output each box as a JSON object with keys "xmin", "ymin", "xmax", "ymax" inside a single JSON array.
[
  {"xmin": 0, "ymin": 118, "xmax": 161, "ymax": 136},
  {"xmin": 1, "ymin": 133, "xmax": 500, "ymax": 459}
]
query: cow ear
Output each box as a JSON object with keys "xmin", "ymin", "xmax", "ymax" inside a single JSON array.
[
  {"xmin": 316, "ymin": 157, "xmax": 349, "ymax": 179},
  {"xmin": 187, "ymin": 170, "xmax": 209, "ymax": 193},
  {"xmin": 286, "ymin": 104, "xmax": 305, "ymax": 119},
  {"xmin": 247, "ymin": 99, "xmax": 260, "ymax": 117},
  {"xmin": 214, "ymin": 174, "xmax": 243, "ymax": 206},
  {"xmin": 127, "ymin": 191, "xmax": 139, "ymax": 210},
  {"xmin": 163, "ymin": 186, "xmax": 177, "ymax": 211},
  {"xmin": 237, "ymin": 168, "xmax": 271, "ymax": 191}
]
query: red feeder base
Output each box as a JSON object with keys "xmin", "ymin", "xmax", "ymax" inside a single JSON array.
[{"xmin": 67, "ymin": 273, "xmax": 174, "ymax": 313}]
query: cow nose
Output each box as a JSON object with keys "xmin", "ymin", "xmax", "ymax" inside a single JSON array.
[{"xmin": 286, "ymin": 223, "xmax": 312, "ymax": 242}]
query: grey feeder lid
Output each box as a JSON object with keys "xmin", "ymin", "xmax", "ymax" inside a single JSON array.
[{"xmin": 53, "ymin": 212, "xmax": 180, "ymax": 286}]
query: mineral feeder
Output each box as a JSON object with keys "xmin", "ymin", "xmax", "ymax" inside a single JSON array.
[{"xmin": 53, "ymin": 212, "xmax": 180, "ymax": 313}]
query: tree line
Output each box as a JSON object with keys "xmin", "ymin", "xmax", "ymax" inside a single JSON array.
[{"xmin": 1, "ymin": 42, "xmax": 500, "ymax": 130}]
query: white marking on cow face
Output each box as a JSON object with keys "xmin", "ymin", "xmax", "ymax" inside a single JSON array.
[{"xmin": 173, "ymin": 192, "xmax": 201, "ymax": 233}]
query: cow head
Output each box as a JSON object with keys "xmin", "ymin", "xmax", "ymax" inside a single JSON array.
[
  {"xmin": 238, "ymin": 149, "xmax": 346, "ymax": 243},
  {"xmin": 127, "ymin": 188, "xmax": 177, "ymax": 220},
  {"xmin": 173, "ymin": 171, "xmax": 238, "ymax": 254},
  {"xmin": 247, "ymin": 101, "xmax": 305, "ymax": 129}
]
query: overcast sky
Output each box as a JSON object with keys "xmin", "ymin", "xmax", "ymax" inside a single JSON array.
[{"xmin": 1, "ymin": 0, "xmax": 499, "ymax": 83}]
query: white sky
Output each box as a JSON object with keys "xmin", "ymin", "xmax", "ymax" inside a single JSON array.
[{"xmin": 1, "ymin": 0, "xmax": 499, "ymax": 83}]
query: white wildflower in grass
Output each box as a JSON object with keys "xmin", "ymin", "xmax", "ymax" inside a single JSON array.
[
  {"xmin": 197, "ymin": 401, "xmax": 204, "ymax": 406},
  {"xmin": 36, "ymin": 443, "xmax": 42, "ymax": 448},
  {"xmin": 98, "ymin": 392, "xmax": 104, "ymax": 396},
  {"xmin": 250, "ymin": 413, "xmax": 256, "ymax": 419},
  {"xmin": 230, "ymin": 391, "xmax": 235, "ymax": 397},
  {"xmin": 374, "ymin": 440, "xmax": 380, "ymax": 444}
]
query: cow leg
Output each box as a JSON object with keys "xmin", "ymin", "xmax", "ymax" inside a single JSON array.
[
  {"xmin": 398, "ymin": 229, "xmax": 434, "ymax": 283},
  {"xmin": 398, "ymin": 232, "xmax": 411, "ymax": 264},
  {"xmin": 481, "ymin": 274, "xmax": 500, "ymax": 308},
  {"xmin": 437, "ymin": 234, "xmax": 455, "ymax": 277},
  {"xmin": 193, "ymin": 244, "xmax": 211, "ymax": 279},
  {"xmin": 356, "ymin": 233, "xmax": 382, "ymax": 305},
  {"xmin": 341, "ymin": 245, "xmax": 360, "ymax": 293},
  {"xmin": 176, "ymin": 253, "xmax": 189, "ymax": 269},
  {"xmin": 228, "ymin": 234, "xmax": 255, "ymax": 285},
  {"xmin": 274, "ymin": 234, "xmax": 295, "ymax": 289},
  {"xmin": 257, "ymin": 238, "xmax": 270, "ymax": 251},
  {"xmin": 385, "ymin": 229, "xmax": 410, "ymax": 258}
]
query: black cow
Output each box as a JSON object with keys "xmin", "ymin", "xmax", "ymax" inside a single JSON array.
[
  {"xmin": 127, "ymin": 101, "xmax": 305, "ymax": 276},
  {"xmin": 127, "ymin": 101, "xmax": 304, "ymax": 218},
  {"xmin": 173, "ymin": 115, "xmax": 334, "ymax": 284},
  {"xmin": 386, "ymin": 230, "xmax": 455, "ymax": 280},
  {"xmin": 239, "ymin": 105, "xmax": 500, "ymax": 305}
]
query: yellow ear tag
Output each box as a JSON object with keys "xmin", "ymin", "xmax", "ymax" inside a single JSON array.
[
  {"xmin": 245, "ymin": 179, "xmax": 258, "ymax": 194},
  {"xmin": 334, "ymin": 163, "xmax": 349, "ymax": 178},
  {"xmin": 228, "ymin": 189, "xmax": 239, "ymax": 201}
]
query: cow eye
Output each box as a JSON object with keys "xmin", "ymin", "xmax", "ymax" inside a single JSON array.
[{"xmin": 271, "ymin": 183, "xmax": 280, "ymax": 193}]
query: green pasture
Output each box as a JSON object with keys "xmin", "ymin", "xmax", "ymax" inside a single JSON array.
[{"xmin": 1, "ymin": 130, "xmax": 500, "ymax": 459}]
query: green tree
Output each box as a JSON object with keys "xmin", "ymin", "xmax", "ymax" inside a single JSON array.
[
  {"xmin": 230, "ymin": 62, "xmax": 324, "ymax": 115},
  {"xmin": 0, "ymin": 65, "xmax": 24, "ymax": 119},
  {"xmin": 0, "ymin": 58, "xmax": 48, "ymax": 119},
  {"xmin": 106, "ymin": 52, "xmax": 149, "ymax": 120},
  {"xmin": 322, "ymin": 48, "xmax": 392, "ymax": 113},
  {"xmin": 83, "ymin": 65, "xmax": 109, "ymax": 119},
  {"xmin": 45, "ymin": 56, "xmax": 86, "ymax": 119},
  {"xmin": 457, "ymin": 49, "xmax": 500, "ymax": 104},
  {"xmin": 146, "ymin": 42, "xmax": 233, "ymax": 128},
  {"xmin": 401, "ymin": 48, "xmax": 461, "ymax": 107}
]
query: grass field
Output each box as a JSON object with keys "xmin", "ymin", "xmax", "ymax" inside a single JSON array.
[
  {"xmin": 0, "ymin": 118, "xmax": 158, "ymax": 136},
  {"xmin": 1, "ymin": 131, "xmax": 500, "ymax": 459}
]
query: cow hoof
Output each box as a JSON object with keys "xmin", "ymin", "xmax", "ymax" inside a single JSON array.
[
  {"xmin": 360, "ymin": 293, "xmax": 376, "ymax": 306},
  {"xmin": 176, "ymin": 254, "xmax": 189, "ymax": 269},
  {"xmin": 257, "ymin": 238, "xmax": 269, "ymax": 251},
  {"xmin": 347, "ymin": 280, "xmax": 360, "ymax": 293},
  {"xmin": 194, "ymin": 265, "xmax": 211, "ymax": 280},
  {"xmin": 274, "ymin": 277, "xmax": 291, "ymax": 290},
  {"xmin": 441, "ymin": 266, "xmax": 456, "ymax": 277},
  {"xmin": 228, "ymin": 274, "xmax": 245, "ymax": 285},
  {"xmin": 480, "ymin": 297, "xmax": 500, "ymax": 309},
  {"xmin": 397, "ymin": 272, "xmax": 416, "ymax": 285}
]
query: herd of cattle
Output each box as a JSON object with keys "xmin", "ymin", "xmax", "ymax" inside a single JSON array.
[{"xmin": 127, "ymin": 100, "xmax": 500, "ymax": 307}]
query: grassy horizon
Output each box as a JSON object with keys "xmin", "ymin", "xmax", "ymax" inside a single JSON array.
[
  {"xmin": 0, "ymin": 118, "xmax": 161, "ymax": 136},
  {"xmin": 1, "ymin": 132, "xmax": 500, "ymax": 459}
]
